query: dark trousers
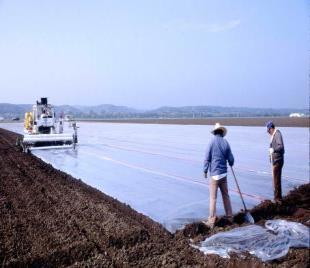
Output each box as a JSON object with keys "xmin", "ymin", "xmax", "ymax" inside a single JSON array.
[{"xmin": 272, "ymin": 161, "xmax": 283, "ymax": 201}]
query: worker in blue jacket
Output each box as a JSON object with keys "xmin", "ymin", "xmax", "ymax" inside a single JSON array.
[{"xmin": 203, "ymin": 123, "xmax": 234, "ymax": 228}]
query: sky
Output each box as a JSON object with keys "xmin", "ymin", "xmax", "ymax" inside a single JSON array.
[{"xmin": 0, "ymin": 0, "xmax": 308, "ymax": 109}]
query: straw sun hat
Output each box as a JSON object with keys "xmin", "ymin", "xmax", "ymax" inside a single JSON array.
[{"xmin": 211, "ymin": 122, "xmax": 227, "ymax": 137}]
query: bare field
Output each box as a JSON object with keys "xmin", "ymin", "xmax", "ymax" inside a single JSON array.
[{"xmin": 77, "ymin": 117, "xmax": 309, "ymax": 127}]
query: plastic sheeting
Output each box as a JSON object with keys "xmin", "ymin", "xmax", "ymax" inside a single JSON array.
[
  {"xmin": 265, "ymin": 220, "xmax": 310, "ymax": 248},
  {"xmin": 196, "ymin": 220, "xmax": 310, "ymax": 262},
  {"xmin": 0, "ymin": 123, "xmax": 309, "ymax": 232}
]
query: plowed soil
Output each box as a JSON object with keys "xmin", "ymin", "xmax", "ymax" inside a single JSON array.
[
  {"xmin": 78, "ymin": 117, "xmax": 309, "ymax": 127},
  {"xmin": 0, "ymin": 128, "xmax": 309, "ymax": 267}
]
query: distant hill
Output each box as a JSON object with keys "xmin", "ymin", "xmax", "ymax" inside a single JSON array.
[
  {"xmin": 74, "ymin": 104, "xmax": 139, "ymax": 114},
  {"xmin": 0, "ymin": 103, "xmax": 32, "ymax": 119},
  {"xmin": 147, "ymin": 106, "xmax": 308, "ymax": 118},
  {"xmin": 0, "ymin": 103, "xmax": 308, "ymax": 120}
]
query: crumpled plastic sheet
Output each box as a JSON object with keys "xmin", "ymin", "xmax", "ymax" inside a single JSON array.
[
  {"xmin": 195, "ymin": 220, "xmax": 310, "ymax": 262},
  {"xmin": 265, "ymin": 220, "xmax": 310, "ymax": 248}
]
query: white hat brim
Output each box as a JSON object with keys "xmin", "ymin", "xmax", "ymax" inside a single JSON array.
[{"xmin": 211, "ymin": 126, "xmax": 227, "ymax": 136}]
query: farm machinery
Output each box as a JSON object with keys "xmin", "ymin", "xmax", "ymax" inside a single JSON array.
[{"xmin": 17, "ymin": 97, "xmax": 78, "ymax": 152}]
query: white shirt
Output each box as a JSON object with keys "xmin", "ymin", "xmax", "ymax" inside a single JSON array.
[{"xmin": 212, "ymin": 173, "xmax": 227, "ymax": 181}]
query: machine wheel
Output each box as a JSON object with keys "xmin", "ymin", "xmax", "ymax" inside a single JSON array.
[
  {"xmin": 21, "ymin": 143, "xmax": 30, "ymax": 153},
  {"xmin": 16, "ymin": 137, "xmax": 24, "ymax": 152},
  {"xmin": 16, "ymin": 137, "xmax": 21, "ymax": 147}
]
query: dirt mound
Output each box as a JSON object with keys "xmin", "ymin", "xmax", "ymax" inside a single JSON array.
[{"xmin": 0, "ymin": 128, "xmax": 309, "ymax": 267}]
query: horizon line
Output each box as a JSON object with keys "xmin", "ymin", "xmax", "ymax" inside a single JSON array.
[{"xmin": 0, "ymin": 102, "xmax": 307, "ymax": 111}]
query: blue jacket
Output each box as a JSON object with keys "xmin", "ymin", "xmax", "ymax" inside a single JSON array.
[{"xmin": 204, "ymin": 134, "xmax": 234, "ymax": 176}]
